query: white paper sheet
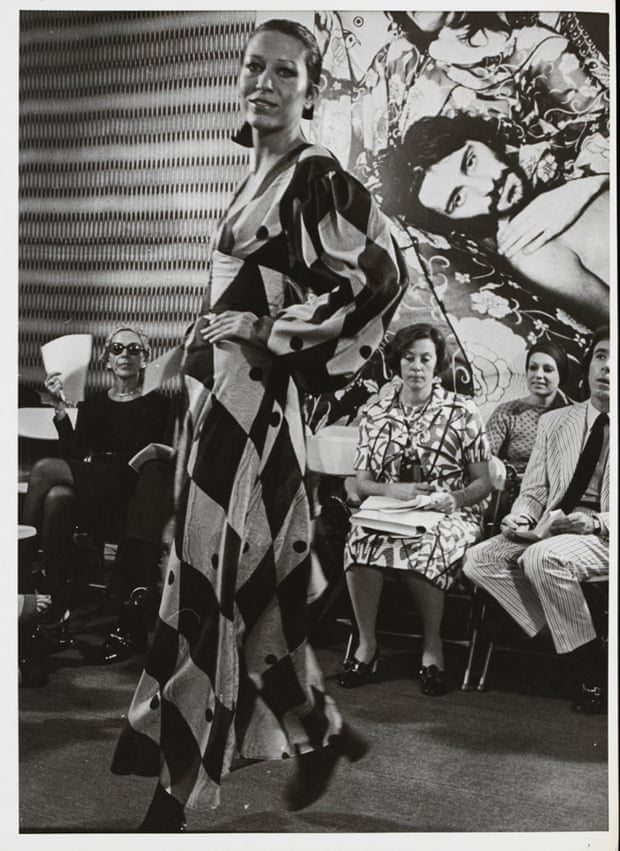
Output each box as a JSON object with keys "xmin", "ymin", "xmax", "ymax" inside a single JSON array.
[
  {"xmin": 141, "ymin": 345, "xmax": 184, "ymax": 395},
  {"xmin": 40, "ymin": 334, "xmax": 93, "ymax": 403}
]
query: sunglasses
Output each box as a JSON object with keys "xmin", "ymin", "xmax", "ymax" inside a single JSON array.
[{"xmin": 108, "ymin": 342, "xmax": 144, "ymax": 356}]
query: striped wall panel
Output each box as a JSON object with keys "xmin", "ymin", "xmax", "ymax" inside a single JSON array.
[{"xmin": 19, "ymin": 10, "xmax": 256, "ymax": 392}]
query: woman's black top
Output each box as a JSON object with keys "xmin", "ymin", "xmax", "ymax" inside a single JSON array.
[{"xmin": 54, "ymin": 390, "xmax": 174, "ymax": 463}]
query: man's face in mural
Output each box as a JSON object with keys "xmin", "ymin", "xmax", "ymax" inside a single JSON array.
[
  {"xmin": 417, "ymin": 140, "xmax": 528, "ymax": 227},
  {"xmin": 239, "ymin": 30, "xmax": 315, "ymax": 138}
]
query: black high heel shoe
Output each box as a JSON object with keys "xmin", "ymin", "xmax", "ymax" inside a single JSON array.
[
  {"xmin": 283, "ymin": 723, "xmax": 369, "ymax": 812},
  {"xmin": 139, "ymin": 783, "xmax": 186, "ymax": 832},
  {"xmin": 337, "ymin": 649, "xmax": 380, "ymax": 688},
  {"xmin": 419, "ymin": 664, "xmax": 447, "ymax": 696},
  {"xmin": 84, "ymin": 587, "xmax": 151, "ymax": 665}
]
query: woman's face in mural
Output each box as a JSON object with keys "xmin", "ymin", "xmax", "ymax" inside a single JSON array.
[
  {"xmin": 526, "ymin": 353, "xmax": 560, "ymax": 403},
  {"xmin": 239, "ymin": 30, "xmax": 315, "ymax": 139}
]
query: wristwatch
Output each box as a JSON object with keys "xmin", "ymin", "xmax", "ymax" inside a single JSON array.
[{"xmin": 591, "ymin": 516, "xmax": 602, "ymax": 536}]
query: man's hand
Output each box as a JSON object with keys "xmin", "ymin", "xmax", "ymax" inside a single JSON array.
[
  {"xmin": 500, "ymin": 512, "xmax": 531, "ymax": 541},
  {"xmin": 497, "ymin": 175, "xmax": 609, "ymax": 260},
  {"xmin": 550, "ymin": 512, "xmax": 599, "ymax": 536}
]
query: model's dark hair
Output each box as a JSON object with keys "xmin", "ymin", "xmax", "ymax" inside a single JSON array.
[
  {"xmin": 246, "ymin": 18, "xmax": 321, "ymax": 119},
  {"xmin": 233, "ymin": 18, "xmax": 322, "ymax": 147},
  {"xmin": 377, "ymin": 113, "xmax": 503, "ymax": 236},
  {"xmin": 525, "ymin": 340, "xmax": 569, "ymax": 386},
  {"xmin": 583, "ymin": 326, "xmax": 609, "ymax": 375},
  {"xmin": 385, "ymin": 323, "xmax": 448, "ymax": 377}
]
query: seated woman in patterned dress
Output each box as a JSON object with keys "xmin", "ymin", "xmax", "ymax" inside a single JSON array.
[
  {"xmin": 339, "ymin": 323, "xmax": 492, "ymax": 696},
  {"xmin": 485, "ymin": 340, "xmax": 571, "ymax": 478}
]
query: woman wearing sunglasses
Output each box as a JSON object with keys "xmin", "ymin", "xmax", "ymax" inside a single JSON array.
[{"xmin": 21, "ymin": 326, "xmax": 176, "ymax": 667}]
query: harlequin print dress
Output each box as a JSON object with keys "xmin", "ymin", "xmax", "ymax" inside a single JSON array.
[
  {"xmin": 112, "ymin": 143, "xmax": 407, "ymax": 810},
  {"xmin": 344, "ymin": 381, "xmax": 491, "ymax": 590}
]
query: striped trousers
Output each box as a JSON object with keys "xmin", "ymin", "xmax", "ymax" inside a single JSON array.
[{"xmin": 463, "ymin": 533, "xmax": 608, "ymax": 654}]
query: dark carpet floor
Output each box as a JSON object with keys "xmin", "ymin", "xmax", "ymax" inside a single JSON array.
[{"xmin": 16, "ymin": 596, "xmax": 610, "ymax": 840}]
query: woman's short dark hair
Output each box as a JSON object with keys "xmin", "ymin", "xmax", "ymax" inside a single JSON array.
[
  {"xmin": 385, "ymin": 323, "xmax": 448, "ymax": 377},
  {"xmin": 525, "ymin": 340, "xmax": 569, "ymax": 386},
  {"xmin": 583, "ymin": 326, "xmax": 609, "ymax": 375},
  {"xmin": 247, "ymin": 18, "xmax": 322, "ymax": 119}
]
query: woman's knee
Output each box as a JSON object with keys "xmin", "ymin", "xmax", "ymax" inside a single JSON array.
[
  {"xmin": 29, "ymin": 457, "xmax": 72, "ymax": 488},
  {"xmin": 45, "ymin": 484, "xmax": 77, "ymax": 511}
]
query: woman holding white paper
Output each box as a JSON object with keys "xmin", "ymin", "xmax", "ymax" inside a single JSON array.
[
  {"xmin": 22, "ymin": 326, "xmax": 175, "ymax": 664},
  {"xmin": 340, "ymin": 323, "xmax": 492, "ymax": 695}
]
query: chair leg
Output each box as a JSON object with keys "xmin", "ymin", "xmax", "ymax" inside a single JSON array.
[
  {"xmin": 477, "ymin": 639, "xmax": 495, "ymax": 691},
  {"xmin": 461, "ymin": 625, "xmax": 480, "ymax": 691},
  {"xmin": 461, "ymin": 586, "xmax": 484, "ymax": 691}
]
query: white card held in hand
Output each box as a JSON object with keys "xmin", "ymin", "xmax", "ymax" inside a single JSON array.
[{"xmin": 41, "ymin": 334, "xmax": 93, "ymax": 404}]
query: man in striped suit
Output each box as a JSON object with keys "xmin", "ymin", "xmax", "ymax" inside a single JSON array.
[{"xmin": 464, "ymin": 327, "xmax": 610, "ymax": 713}]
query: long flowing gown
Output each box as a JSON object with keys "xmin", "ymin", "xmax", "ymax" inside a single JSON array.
[{"xmin": 112, "ymin": 142, "xmax": 407, "ymax": 810}]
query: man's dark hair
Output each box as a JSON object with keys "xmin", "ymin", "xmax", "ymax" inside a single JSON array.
[
  {"xmin": 583, "ymin": 326, "xmax": 609, "ymax": 375},
  {"xmin": 378, "ymin": 113, "xmax": 506, "ymax": 237}
]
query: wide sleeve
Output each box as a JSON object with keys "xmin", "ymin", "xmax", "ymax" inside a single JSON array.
[
  {"xmin": 255, "ymin": 159, "xmax": 408, "ymax": 394},
  {"xmin": 485, "ymin": 403, "xmax": 511, "ymax": 459}
]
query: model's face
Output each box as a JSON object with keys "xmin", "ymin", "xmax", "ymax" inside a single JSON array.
[
  {"xmin": 107, "ymin": 329, "xmax": 145, "ymax": 379},
  {"xmin": 526, "ymin": 353, "xmax": 561, "ymax": 402},
  {"xmin": 400, "ymin": 338, "xmax": 437, "ymax": 398},
  {"xmin": 418, "ymin": 140, "xmax": 525, "ymax": 222},
  {"xmin": 588, "ymin": 339, "xmax": 610, "ymax": 412},
  {"xmin": 239, "ymin": 30, "xmax": 314, "ymax": 138}
]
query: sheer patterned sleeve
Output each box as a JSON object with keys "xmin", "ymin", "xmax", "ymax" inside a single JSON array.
[
  {"xmin": 485, "ymin": 402, "xmax": 510, "ymax": 459},
  {"xmin": 256, "ymin": 155, "xmax": 408, "ymax": 394}
]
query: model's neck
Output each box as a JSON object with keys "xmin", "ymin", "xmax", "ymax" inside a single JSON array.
[{"xmin": 252, "ymin": 129, "xmax": 305, "ymax": 171}]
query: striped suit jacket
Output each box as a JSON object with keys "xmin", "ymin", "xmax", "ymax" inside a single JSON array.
[{"xmin": 513, "ymin": 401, "xmax": 609, "ymax": 535}]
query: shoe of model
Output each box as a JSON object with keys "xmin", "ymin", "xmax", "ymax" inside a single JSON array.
[
  {"xmin": 283, "ymin": 723, "xmax": 369, "ymax": 811},
  {"xmin": 139, "ymin": 783, "xmax": 186, "ymax": 832}
]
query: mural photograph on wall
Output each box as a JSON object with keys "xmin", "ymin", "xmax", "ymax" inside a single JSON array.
[{"xmin": 284, "ymin": 10, "xmax": 610, "ymax": 427}]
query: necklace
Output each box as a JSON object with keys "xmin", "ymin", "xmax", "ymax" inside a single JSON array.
[{"xmin": 110, "ymin": 387, "xmax": 141, "ymax": 399}]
